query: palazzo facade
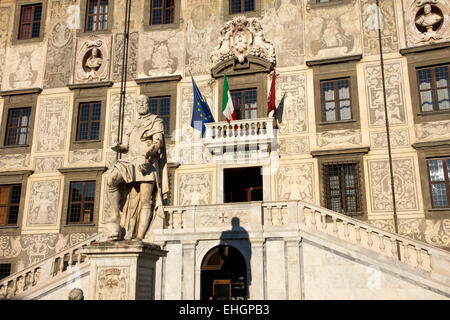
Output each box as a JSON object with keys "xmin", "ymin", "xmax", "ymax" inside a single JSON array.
[{"xmin": 0, "ymin": 0, "xmax": 449, "ymax": 300}]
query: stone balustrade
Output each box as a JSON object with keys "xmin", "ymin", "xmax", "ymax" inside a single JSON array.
[
  {"xmin": 204, "ymin": 117, "xmax": 277, "ymax": 152},
  {"xmin": 0, "ymin": 234, "xmax": 102, "ymax": 299},
  {"xmin": 162, "ymin": 201, "xmax": 450, "ymax": 278}
]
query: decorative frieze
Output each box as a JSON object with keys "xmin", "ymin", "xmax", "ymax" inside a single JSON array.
[
  {"xmin": 0, "ymin": 154, "xmax": 31, "ymax": 171},
  {"xmin": 185, "ymin": 3, "xmax": 220, "ymax": 75},
  {"xmin": 36, "ymin": 96, "xmax": 70, "ymax": 152},
  {"xmin": 27, "ymin": 180, "xmax": 61, "ymax": 226},
  {"xmin": 69, "ymin": 149, "xmax": 103, "ymax": 165},
  {"xmin": 365, "ymin": 62, "xmax": 406, "ymax": 127},
  {"xmin": 368, "ymin": 158, "xmax": 419, "ymax": 212},
  {"xmin": 305, "ymin": 1, "xmax": 361, "ymax": 60},
  {"xmin": 112, "ymin": 32, "xmax": 138, "ymax": 81},
  {"xmin": 370, "ymin": 129, "xmax": 410, "ymax": 149},
  {"xmin": 0, "ymin": 6, "xmax": 11, "ymax": 90},
  {"xmin": 317, "ymin": 129, "xmax": 362, "ymax": 148},
  {"xmin": 44, "ymin": 21, "xmax": 74, "ymax": 88},
  {"xmin": 415, "ymin": 120, "xmax": 450, "ymax": 141},
  {"xmin": 260, "ymin": 0, "xmax": 304, "ymax": 67},
  {"xmin": 279, "ymin": 137, "xmax": 310, "ymax": 156},
  {"xmin": 275, "ymin": 72, "xmax": 307, "ymax": 135},
  {"xmin": 178, "ymin": 173, "xmax": 212, "ymax": 206},
  {"xmin": 4, "ymin": 44, "xmax": 44, "ymax": 90},
  {"xmin": 277, "ymin": 163, "xmax": 314, "ymax": 202},
  {"xmin": 34, "ymin": 156, "xmax": 64, "ymax": 173},
  {"xmin": 361, "ymin": 0, "xmax": 399, "ymax": 55}
]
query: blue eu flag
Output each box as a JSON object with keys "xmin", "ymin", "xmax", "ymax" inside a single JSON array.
[{"xmin": 190, "ymin": 76, "xmax": 215, "ymax": 133}]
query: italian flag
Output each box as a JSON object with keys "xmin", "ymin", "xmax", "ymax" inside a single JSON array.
[{"xmin": 222, "ymin": 73, "xmax": 236, "ymax": 122}]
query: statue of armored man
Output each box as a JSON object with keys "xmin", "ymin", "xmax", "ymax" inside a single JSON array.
[{"xmin": 104, "ymin": 95, "xmax": 169, "ymax": 241}]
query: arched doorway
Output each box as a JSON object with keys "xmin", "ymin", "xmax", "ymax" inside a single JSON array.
[{"xmin": 200, "ymin": 245, "xmax": 247, "ymax": 300}]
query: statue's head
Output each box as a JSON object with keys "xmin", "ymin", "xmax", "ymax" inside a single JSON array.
[
  {"xmin": 91, "ymin": 47, "xmax": 99, "ymax": 56},
  {"xmin": 68, "ymin": 288, "xmax": 84, "ymax": 300},
  {"xmin": 137, "ymin": 95, "xmax": 150, "ymax": 115},
  {"xmin": 424, "ymin": 4, "xmax": 431, "ymax": 14}
]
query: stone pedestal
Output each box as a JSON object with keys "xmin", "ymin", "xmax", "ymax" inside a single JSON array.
[{"xmin": 82, "ymin": 240, "xmax": 167, "ymax": 300}]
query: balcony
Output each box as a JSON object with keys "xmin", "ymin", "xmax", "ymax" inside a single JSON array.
[{"xmin": 204, "ymin": 117, "xmax": 277, "ymax": 154}]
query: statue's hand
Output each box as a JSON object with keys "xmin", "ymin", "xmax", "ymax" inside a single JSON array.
[{"xmin": 111, "ymin": 143, "xmax": 122, "ymax": 153}]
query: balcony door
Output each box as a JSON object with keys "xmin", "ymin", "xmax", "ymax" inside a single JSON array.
[{"xmin": 224, "ymin": 166, "xmax": 263, "ymax": 203}]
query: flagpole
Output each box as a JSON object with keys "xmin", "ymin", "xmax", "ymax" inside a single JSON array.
[{"xmin": 376, "ymin": 0, "xmax": 401, "ymax": 261}]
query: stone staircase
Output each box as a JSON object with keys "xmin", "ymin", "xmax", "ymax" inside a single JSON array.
[
  {"xmin": 0, "ymin": 233, "xmax": 103, "ymax": 300},
  {"xmin": 1, "ymin": 200, "xmax": 449, "ymax": 299}
]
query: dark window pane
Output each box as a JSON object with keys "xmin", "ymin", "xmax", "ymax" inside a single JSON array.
[
  {"xmin": 69, "ymin": 204, "xmax": 81, "ymax": 222},
  {"xmin": 435, "ymin": 66, "xmax": 449, "ymax": 88},
  {"xmin": 33, "ymin": 5, "xmax": 42, "ymax": 21},
  {"xmin": 71, "ymin": 183, "xmax": 83, "ymax": 202},
  {"xmin": 8, "ymin": 206, "xmax": 19, "ymax": 225},
  {"xmin": 79, "ymin": 123, "xmax": 89, "ymax": 140},
  {"xmin": 0, "ymin": 264, "xmax": 11, "ymax": 280},
  {"xmin": 244, "ymin": 0, "xmax": 255, "ymax": 12},
  {"xmin": 90, "ymin": 122, "xmax": 99, "ymax": 140},
  {"xmin": 11, "ymin": 186, "xmax": 21, "ymax": 204},
  {"xmin": 231, "ymin": 0, "xmax": 241, "ymax": 13},
  {"xmin": 92, "ymin": 104, "xmax": 101, "ymax": 121}
]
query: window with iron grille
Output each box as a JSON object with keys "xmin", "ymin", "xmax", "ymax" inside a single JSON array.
[
  {"xmin": 230, "ymin": 0, "xmax": 255, "ymax": 14},
  {"xmin": 321, "ymin": 78, "xmax": 352, "ymax": 122},
  {"xmin": 18, "ymin": 3, "xmax": 42, "ymax": 40},
  {"xmin": 85, "ymin": 0, "xmax": 109, "ymax": 31},
  {"xmin": 0, "ymin": 185, "xmax": 22, "ymax": 226},
  {"xmin": 149, "ymin": 97, "xmax": 170, "ymax": 135},
  {"xmin": 427, "ymin": 157, "xmax": 450, "ymax": 208},
  {"xmin": 0, "ymin": 264, "xmax": 11, "ymax": 280},
  {"xmin": 230, "ymin": 89, "xmax": 257, "ymax": 120},
  {"xmin": 67, "ymin": 182, "xmax": 96, "ymax": 224},
  {"xmin": 5, "ymin": 108, "xmax": 31, "ymax": 146},
  {"xmin": 417, "ymin": 64, "xmax": 450, "ymax": 112},
  {"xmin": 323, "ymin": 162, "xmax": 362, "ymax": 216},
  {"xmin": 150, "ymin": 0, "xmax": 175, "ymax": 25},
  {"xmin": 76, "ymin": 102, "xmax": 101, "ymax": 141}
]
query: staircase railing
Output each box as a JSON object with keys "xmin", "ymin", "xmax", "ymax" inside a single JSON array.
[{"xmin": 0, "ymin": 233, "xmax": 102, "ymax": 299}]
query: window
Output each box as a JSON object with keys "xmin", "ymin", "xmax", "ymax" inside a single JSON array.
[
  {"xmin": 230, "ymin": 0, "xmax": 255, "ymax": 14},
  {"xmin": 18, "ymin": 3, "xmax": 42, "ymax": 40},
  {"xmin": 224, "ymin": 167, "xmax": 262, "ymax": 203},
  {"xmin": 323, "ymin": 162, "xmax": 362, "ymax": 216},
  {"xmin": 149, "ymin": 97, "xmax": 170, "ymax": 135},
  {"xmin": 76, "ymin": 102, "xmax": 101, "ymax": 141},
  {"xmin": 321, "ymin": 78, "xmax": 352, "ymax": 122},
  {"xmin": 0, "ymin": 185, "xmax": 21, "ymax": 226},
  {"xmin": 150, "ymin": 0, "xmax": 174, "ymax": 25},
  {"xmin": 417, "ymin": 64, "xmax": 450, "ymax": 112},
  {"xmin": 5, "ymin": 108, "xmax": 31, "ymax": 146},
  {"xmin": 427, "ymin": 158, "xmax": 450, "ymax": 208},
  {"xmin": 230, "ymin": 89, "xmax": 257, "ymax": 120},
  {"xmin": 67, "ymin": 181, "xmax": 96, "ymax": 224},
  {"xmin": 0, "ymin": 264, "xmax": 11, "ymax": 280},
  {"xmin": 85, "ymin": 0, "xmax": 109, "ymax": 32}
]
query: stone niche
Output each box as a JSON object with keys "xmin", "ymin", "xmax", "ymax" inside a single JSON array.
[
  {"xmin": 74, "ymin": 35, "xmax": 112, "ymax": 83},
  {"xmin": 405, "ymin": 0, "xmax": 450, "ymax": 46}
]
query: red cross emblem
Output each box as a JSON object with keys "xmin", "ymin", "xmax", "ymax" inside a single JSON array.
[
  {"xmin": 105, "ymin": 278, "xmax": 118, "ymax": 288},
  {"xmin": 218, "ymin": 212, "xmax": 229, "ymax": 223}
]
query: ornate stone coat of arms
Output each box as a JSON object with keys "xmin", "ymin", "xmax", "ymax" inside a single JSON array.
[{"xmin": 210, "ymin": 16, "xmax": 276, "ymax": 65}]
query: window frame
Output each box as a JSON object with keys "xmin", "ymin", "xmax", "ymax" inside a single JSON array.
[
  {"xmin": 426, "ymin": 157, "xmax": 450, "ymax": 209},
  {"xmin": 0, "ymin": 263, "xmax": 11, "ymax": 280},
  {"xmin": 223, "ymin": 0, "xmax": 261, "ymax": 20},
  {"xmin": 320, "ymin": 77, "xmax": 353, "ymax": 122},
  {"xmin": 310, "ymin": 59, "xmax": 361, "ymax": 133},
  {"xmin": 4, "ymin": 107, "xmax": 32, "ymax": 147},
  {"xmin": 12, "ymin": 1, "xmax": 47, "ymax": 45},
  {"xmin": 402, "ymin": 45, "xmax": 450, "ymax": 124},
  {"xmin": 148, "ymin": 96, "xmax": 171, "ymax": 135},
  {"xmin": 144, "ymin": 0, "xmax": 180, "ymax": 31},
  {"xmin": 79, "ymin": 0, "xmax": 114, "ymax": 35},
  {"xmin": 0, "ymin": 89, "xmax": 39, "ymax": 155},
  {"xmin": 0, "ymin": 185, "xmax": 22, "ymax": 227},
  {"xmin": 323, "ymin": 161, "xmax": 362, "ymax": 217},
  {"xmin": 67, "ymin": 181, "xmax": 97, "ymax": 224},
  {"xmin": 0, "ymin": 170, "xmax": 32, "ymax": 236},
  {"xmin": 18, "ymin": 3, "xmax": 43, "ymax": 40},
  {"xmin": 68, "ymin": 84, "xmax": 110, "ymax": 151},
  {"xmin": 416, "ymin": 64, "xmax": 450, "ymax": 113},
  {"xmin": 229, "ymin": 0, "xmax": 256, "ymax": 15},
  {"xmin": 76, "ymin": 101, "xmax": 102, "ymax": 142},
  {"xmin": 150, "ymin": 0, "xmax": 175, "ymax": 26},
  {"xmin": 58, "ymin": 167, "xmax": 106, "ymax": 234},
  {"xmin": 230, "ymin": 88, "xmax": 258, "ymax": 120},
  {"xmin": 85, "ymin": 0, "xmax": 109, "ymax": 32}
]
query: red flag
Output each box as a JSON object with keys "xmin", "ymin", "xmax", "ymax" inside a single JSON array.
[{"xmin": 267, "ymin": 70, "xmax": 276, "ymax": 116}]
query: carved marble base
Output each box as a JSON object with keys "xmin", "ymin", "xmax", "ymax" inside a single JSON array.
[{"xmin": 82, "ymin": 241, "xmax": 167, "ymax": 300}]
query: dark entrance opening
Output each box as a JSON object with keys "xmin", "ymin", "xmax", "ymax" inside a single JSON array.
[
  {"xmin": 224, "ymin": 166, "xmax": 262, "ymax": 203},
  {"xmin": 200, "ymin": 245, "xmax": 247, "ymax": 300}
]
